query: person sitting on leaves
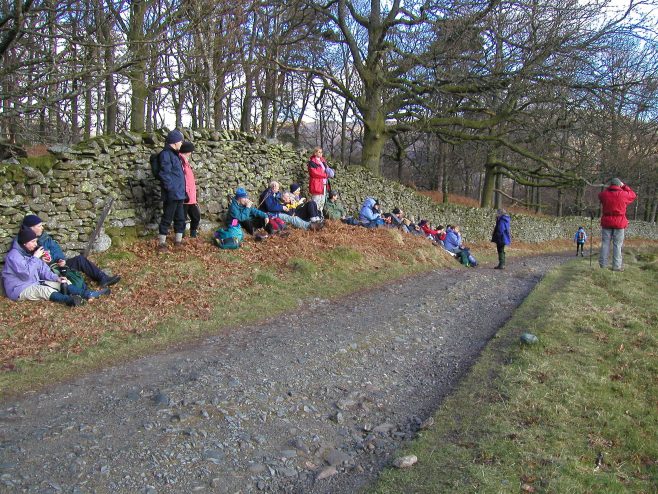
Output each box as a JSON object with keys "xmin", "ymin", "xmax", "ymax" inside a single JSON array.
[
  {"xmin": 2, "ymin": 228, "xmax": 109, "ymax": 307},
  {"xmin": 281, "ymin": 191, "xmax": 323, "ymax": 224},
  {"xmin": 259, "ymin": 181, "xmax": 320, "ymax": 231},
  {"xmin": 228, "ymin": 187, "xmax": 274, "ymax": 238},
  {"xmin": 20, "ymin": 214, "xmax": 120, "ymax": 288},
  {"xmin": 359, "ymin": 197, "xmax": 385, "ymax": 228}
]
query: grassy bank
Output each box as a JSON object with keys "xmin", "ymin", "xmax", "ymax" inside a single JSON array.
[
  {"xmin": 0, "ymin": 223, "xmax": 456, "ymax": 398},
  {"xmin": 372, "ymin": 246, "xmax": 658, "ymax": 493}
]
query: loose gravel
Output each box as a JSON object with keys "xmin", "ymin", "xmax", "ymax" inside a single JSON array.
[{"xmin": 0, "ymin": 254, "xmax": 568, "ymax": 493}]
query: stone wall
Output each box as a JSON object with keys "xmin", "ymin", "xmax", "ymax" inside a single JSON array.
[{"xmin": 1, "ymin": 129, "xmax": 656, "ymax": 257}]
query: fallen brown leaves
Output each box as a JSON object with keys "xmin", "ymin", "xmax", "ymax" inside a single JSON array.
[{"xmin": 0, "ymin": 222, "xmax": 435, "ymax": 368}]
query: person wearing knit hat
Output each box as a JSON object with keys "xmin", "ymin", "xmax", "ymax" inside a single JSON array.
[
  {"xmin": 3, "ymin": 224, "xmax": 111, "ymax": 307},
  {"xmin": 20, "ymin": 214, "xmax": 121, "ymax": 288},
  {"xmin": 180, "ymin": 141, "xmax": 200, "ymax": 238},
  {"xmin": 491, "ymin": 208, "xmax": 511, "ymax": 269},
  {"xmin": 598, "ymin": 178, "xmax": 637, "ymax": 271},
  {"xmin": 157, "ymin": 129, "xmax": 187, "ymax": 251},
  {"xmin": 227, "ymin": 186, "xmax": 273, "ymax": 237},
  {"xmin": 166, "ymin": 129, "xmax": 184, "ymax": 144}
]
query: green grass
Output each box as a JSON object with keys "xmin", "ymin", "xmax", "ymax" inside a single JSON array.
[{"xmin": 372, "ymin": 247, "xmax": 658, "ymax": 494}]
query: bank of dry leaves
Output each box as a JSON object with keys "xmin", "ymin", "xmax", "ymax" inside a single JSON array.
[{"xmin": 0, "ymin": 222, "xmax": 435, "ymax": 368}]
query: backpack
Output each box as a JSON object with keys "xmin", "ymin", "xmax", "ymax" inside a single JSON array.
[
  {"xmin": 52, "ymin": 266, "xmax": 86, "ymax": 290},
  {"xmin": 150, "ymin": 152, "xmax": 161, "ymax": 180},
  {"xmin": 577, "ymin": 230, "xmax": 585, "ymax": 243},
  {"xmin": 213, "ymin": 222, "xmax": 244, "ymax": 250}
]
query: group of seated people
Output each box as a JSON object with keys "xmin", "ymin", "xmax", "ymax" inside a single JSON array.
[
  {"xmin": 323, "ymin": 191, "xmax": 471, "ymax": 259},
  {"xmin": 2, "ymin": 214, "xmax": 121, "ymax": 307},
  {"xmin": 2, "ymin": 184, "xmax": 474, "ymax": 308}
]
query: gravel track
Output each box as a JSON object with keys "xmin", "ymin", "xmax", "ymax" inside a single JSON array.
[{"xmin": 0, "ymin": 254, "xmax": 568, "ymax": 493}]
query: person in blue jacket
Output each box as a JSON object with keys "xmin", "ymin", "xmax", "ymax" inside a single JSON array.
[
  {"xmin": 443, "ymin": 225, "xmax": 464, "ymax": 254},
  {"xmin": 157, "ymin": 129, "xmax": 186, "ymax": 252},
  {"xmin": 358, "ymin": 197, "xmax": 384, "ymax": 227},
  {"xmin": 574, "ymin": 226, "xmax": 587, "ymax": 257},
  {"xmin": 491, "ymin": 209, "xmax": 511, "ymax": 269}
]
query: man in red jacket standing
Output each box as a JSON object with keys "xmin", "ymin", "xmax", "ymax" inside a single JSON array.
[{"xmin": 598, "ymin": 178, "xmax": 637, "ymax": 271}]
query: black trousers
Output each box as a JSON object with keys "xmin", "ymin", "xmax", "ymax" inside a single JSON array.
[
  {"xmin": 240, "ymin": 217, "xmax": 273, "ymax": 235},
  {"xmin": 66, "ymin": 255, "xmax": 106, "ymax": 283},
  {"xmin": 184, "ymin": 203, "xmax": 201, "ymax": 232},
  {"xmin": 294, "ymin": 201, "xmax": 320, "ymax": 221},
  {"xmin": 159, "ymin": 199, "xmax": 186, "ymax": 235}
]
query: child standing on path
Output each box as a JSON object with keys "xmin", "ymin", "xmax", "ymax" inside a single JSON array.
[{"xmin": 574, "ymin": 226, "xmax": 587, "ymax": 257}]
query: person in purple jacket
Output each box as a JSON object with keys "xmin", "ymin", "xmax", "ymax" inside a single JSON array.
[
  {"xmin": 2, "ymin": 229, "xmax": 108, "ymax": 307},
  {"xmin": 491, "ymin": 209, "xmax": 512, "ymax": 269}
]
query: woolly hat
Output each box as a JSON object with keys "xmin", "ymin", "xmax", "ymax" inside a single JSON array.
[
  {"xmin": 290, "ymin": 183, "xmax": 300, "ymax": 194},
  {"xmin": 18, "ymin": 228, "xmax": 38, "ymax": 245},
  {"xmin": 418, "ymin": 219, "xmax": 428, "ymax": 226},
  {"xmin": 392, "ymin": 207, "xmax": 401, "ymax": 215},
  {"xmin": 180, "ymin": 141, "xmax": 195, "ymax": 153},
  {"xmin": 610, "ymin": 177, "xmax": 623, "ymax": 187},
  {"xmin": 235, "ymin": 187, "xmax": 249, "ymax": 199},
  {"xmin": 496, "ymin": 208, "xmax": 507, "ymax": 216},
  {"xmin": 21, "ymin": 214, "xmax": 43, "ymax": 227},
  {"xmin": 166, "ymin": 129, "xmax": 184, "ymax": 144}
]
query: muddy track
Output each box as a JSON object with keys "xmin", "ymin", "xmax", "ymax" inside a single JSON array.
[{"xmin": 0, "ymin": 254, "xmax": 568, "ymax": 493}]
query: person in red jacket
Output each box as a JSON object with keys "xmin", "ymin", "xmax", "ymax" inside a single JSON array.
[
  {"xmin": 598, "ymin": 178, "xmax": 637, "ymax": 271},
  {"xmin": 307, "ymin": 147, "xmax": 334, "ymax": 214}
]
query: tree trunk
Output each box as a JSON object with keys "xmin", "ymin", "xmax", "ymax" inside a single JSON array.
[
  {"xmin": 556, "ymin": 188, "xmax": 563, "ymax": 217},
  {"xmin": 128, "ymin": 1, "xmax": 147, "ymax": 132},
  {"xmin": 361, "ymin": 89, "xmax": 386, "ymax": 174},
  {"xmin": 494, "ymin": 172, "xmax": 502, "ymax": 209},
  {"xmin": 480, "ymin": 150, "xmax": 497, "ymax": 208}
]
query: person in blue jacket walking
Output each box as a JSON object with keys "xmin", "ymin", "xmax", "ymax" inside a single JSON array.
[
  {"xmin": 491, "ymin": 209, "xmax": 511, "ymax": 269},
  {"xmin": 574, "ymin": 226, "xmax": 587, "ymax": 257}
]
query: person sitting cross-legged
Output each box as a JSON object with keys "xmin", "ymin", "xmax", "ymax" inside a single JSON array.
[
  {"xmin": 21, "ymin": 214, "xmax": 120, "ymax": 288},
  {"xmin": 2, "ymin": 229, "xmax": 109, "ymax": 307}
]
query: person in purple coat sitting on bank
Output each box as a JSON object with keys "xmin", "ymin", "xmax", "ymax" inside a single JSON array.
[{"xmin": 2, "ymin": 228, "xmax": 108, "ymax": 307}]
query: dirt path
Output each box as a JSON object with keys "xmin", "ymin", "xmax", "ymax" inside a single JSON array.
[{"xmin": 0, "ymin": 254, "xmax": 568, "ymax": 493}]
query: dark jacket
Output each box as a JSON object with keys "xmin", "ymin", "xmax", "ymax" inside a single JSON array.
[
  {"xmin": 491, "ymin": 214, "xmax": 511, "ymax": 246},
  {"xmin": 598, "ymin": 184, "xmax": 636, "ymax": 229},
  {"xmin": 258, "ymin": 188, "xmax": 285, "ymax": 214},
  {"xmin": 37, "ymin": 231, "xmax": 65, "ymax": 262},
  {"xmin": 158, "ymin": 146, "xmax": 186, "ymax": 201}
]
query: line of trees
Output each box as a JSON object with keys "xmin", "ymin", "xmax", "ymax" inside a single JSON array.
[{"xmin": 1, "ymin": 0, "xmax": 656, "ymax": 219}]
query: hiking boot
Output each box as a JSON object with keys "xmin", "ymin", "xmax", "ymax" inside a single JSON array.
[
  {"xmin": 190, "ymin": 230, "xmax": 198, "ymax": 238},
  {"xmin": 157, "ymin": 243, "xmax": 168, "ymax": 253},
  {"xmin": 612, "ymin": 267, "xmax": 624, "ymax": 272},
  {"xmin": 309, "ymin": 221, "xmax": 324, "ymax": 231},
  {"xmin": 100, "ymin": 275, "xmax": 121, "ymax": 288},
  {"xmin": 494, "ymin": 264, "xmax": 504, "ymax": 270},
  {"xmin": 173, "ymin": 241, "xmax": 183, "ymax": 249},
  {"xmin": 67, "ymin": 295, "xmax": 86, "ymax": 307}
]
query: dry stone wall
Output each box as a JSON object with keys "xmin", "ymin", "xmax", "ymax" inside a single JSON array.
[{"xmin": 1, "ymin": 129, "xmax": 656, "ymax": 257}]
